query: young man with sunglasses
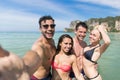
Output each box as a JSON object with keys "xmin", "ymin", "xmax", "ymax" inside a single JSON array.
[{"xmin": 24, "ymin": 15, "xmax": 56, "ymax": 80}]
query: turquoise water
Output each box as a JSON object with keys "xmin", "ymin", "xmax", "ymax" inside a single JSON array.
[{"xmin": 0, "ymin": 32, "xmax": 120, "ymax": 80}]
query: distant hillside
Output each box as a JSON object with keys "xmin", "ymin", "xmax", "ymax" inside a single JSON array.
[
  {"xmin": 64, "ymin": 16, "xmax": 120, "ymax": 32},
  {"xmin": 64, "ymin": 20, "xmax": 80, "ymax": 32}
]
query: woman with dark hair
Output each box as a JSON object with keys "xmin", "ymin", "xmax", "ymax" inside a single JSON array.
[{"xmin": 52, "ymin": 34, "xmax": 84, "ymax": 80}]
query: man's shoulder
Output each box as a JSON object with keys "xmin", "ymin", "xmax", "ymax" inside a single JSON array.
[
  {"xmin": 32, "ymin": 38, "xmax": 44, "ymax": 49},
  {"xmin": 82, "ymin": 41, "xmax": 87, "ymax": 44},
  {"xmin": 31, "ymin": 39, "xmax": 47, "ymax": 57},
  {"xmin": 32, "ymin": 43, "xmax": 44, "ymax": 51},
  {"xmin": 82, "ymin": 41, "xmax": 87, "ymax": 47}
]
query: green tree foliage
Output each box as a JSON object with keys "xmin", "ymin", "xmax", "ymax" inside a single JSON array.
[{"xmin": 85, "ymin": 16, "xmax": 120, "ymax": 32}]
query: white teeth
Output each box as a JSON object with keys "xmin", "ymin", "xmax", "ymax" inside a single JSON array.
[
  {"xmin": 47, "ymin": 33, "xmax": 52, "ymax": 34},
  {"xmin": 47, "ymin": 32, "xmax": 52, "ymax": 34}
]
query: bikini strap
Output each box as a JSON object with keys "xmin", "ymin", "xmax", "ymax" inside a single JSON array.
[
  {"xmin": 90, "ymin": 60, "xmax": 97, "ymax": 64},
  {"xmin": 88, "ymin": 72, "xmax": 99, "ymax": 79}
]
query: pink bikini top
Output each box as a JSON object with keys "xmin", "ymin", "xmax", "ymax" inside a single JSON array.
[{"xmin": 52, "ymin": 61, "xmax": 71, "ymax": 72}]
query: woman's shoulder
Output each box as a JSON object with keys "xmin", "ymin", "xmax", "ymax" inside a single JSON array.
[
  {"xmin": 70, "ymin": 54, "xmax": 77, "ymax": 60},
  {"xmin": 54, "ymin": 54, "xmax": 60, "ymax": 59}
]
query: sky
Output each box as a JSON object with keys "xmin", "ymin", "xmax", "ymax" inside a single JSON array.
[{"xmin": 0, "ymin": 0, "xmax": 120, "ymax": 32}]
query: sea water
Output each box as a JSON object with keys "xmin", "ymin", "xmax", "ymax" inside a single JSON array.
[{"xmin": 0, "ymin": 31, "xmax": 120, "ymax": 80}]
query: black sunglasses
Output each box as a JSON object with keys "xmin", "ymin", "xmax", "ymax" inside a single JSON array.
[{"xmin": 42, "ymin": 24, "xmax": 56, "ymax": 29}]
